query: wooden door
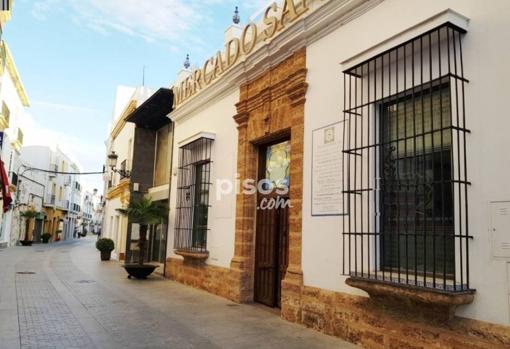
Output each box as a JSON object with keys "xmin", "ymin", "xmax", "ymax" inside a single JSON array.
[
  {"xmin": 254, "ymin": 139, "xmax": 291, "ymax": 308},
  {"xmin": 254, "ymin": 196, "xmax": 289, "ymax": 307}
]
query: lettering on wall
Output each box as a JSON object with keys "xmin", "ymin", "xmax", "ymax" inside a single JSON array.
[{"xmin": 173, "ymin": 0, "xmax": 312, "ymax": 108}]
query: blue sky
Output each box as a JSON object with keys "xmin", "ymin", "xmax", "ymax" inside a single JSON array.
[{"xmin": 4, "ymin": 0, "xmax": 267, "ymax": 192}]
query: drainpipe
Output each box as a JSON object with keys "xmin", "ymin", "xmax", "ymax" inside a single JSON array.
[{"xmin": 163, "ymin": 121, "xmax": 175, "ymax": 277}]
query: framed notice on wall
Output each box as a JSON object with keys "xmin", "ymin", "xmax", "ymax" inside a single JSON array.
[{"xmin": 311, "ymin": 121, "xmax": 345, "ymax": 216}]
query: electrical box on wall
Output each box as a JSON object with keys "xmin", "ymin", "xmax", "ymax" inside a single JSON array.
[{"xmin": 490, "ymin": 201, "xmax": 510, "ymax": 259}]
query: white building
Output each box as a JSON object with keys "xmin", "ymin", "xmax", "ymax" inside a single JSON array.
[
  {"xmin": 89, "ymin": 189, "xmax": 103, "ymax": 235},
  {"xmin": 162, "ymin": 1, "xmax": 510, "ymax": 347},
  {"xmin": 0, "ymin": 40, "xmax": 29, "ymax": 247},
  {"xmin": 102, "ymin": 85, "xmax": 153, "ymax": 260},
  {"xmin": 21, "ymin": 146, "xmax": 82, "ymax": 241},
  {"xmin": 81, "ymin": 189, "xmax": 96, "ymax": 234}
]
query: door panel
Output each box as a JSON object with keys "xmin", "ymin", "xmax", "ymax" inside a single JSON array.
[
  {"xmin": 276, "ymin": 202, "xmax": 289, "ymax": 308},
  {"xmin": 254, "ymin": 196, "xmax": 289, "ymax": 308}
]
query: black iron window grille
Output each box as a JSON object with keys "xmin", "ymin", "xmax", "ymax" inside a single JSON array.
[
  {"xmin": 342, "ymin": 23, "xmax": 472, "ymax": 293},
  {"xmin": 174, "ymin": 137, "xmax": 213, "ymax": 253}
]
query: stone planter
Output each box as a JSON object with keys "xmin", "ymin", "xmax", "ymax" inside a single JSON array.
[
  {"xmin": 123, "ymin": 264, "xmax": 157, "ymax": 279},
  {"xmin": 100, "ymin": 250, "xmax": 112, "ymax": 261}
]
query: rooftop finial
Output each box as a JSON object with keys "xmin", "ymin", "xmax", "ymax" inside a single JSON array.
[
  {"xmin": 233, "ymin": 6, "xmax": 240, "ymax": 24},
  {"xmin": 183, "ymin": 54, "xmax": 190, "ymax": 69}
]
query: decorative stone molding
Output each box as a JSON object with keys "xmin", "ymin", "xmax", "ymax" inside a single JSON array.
[{"xmin": 230, "ymin": 48, "xmax": 307, "ymax": 308}]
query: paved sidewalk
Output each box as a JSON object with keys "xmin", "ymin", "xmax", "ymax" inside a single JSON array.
[{"xmin": 0, "ymin": 238, "xmax": 359, "ymax": 349}]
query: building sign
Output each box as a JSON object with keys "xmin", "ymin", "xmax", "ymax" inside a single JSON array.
[
  {"xmin": 311, "ymin": 121, "xmax": 344, "ymax": 216},
  {"xmin": 173, "ymin": 0, "xmax": 312, "ymax": 108}
]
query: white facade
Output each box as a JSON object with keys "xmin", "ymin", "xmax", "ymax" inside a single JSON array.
[
  {"xmin": 102, "ymin": 85, "xmax": 153, "ymax": 259},
  {"xmin": 162, "ymin": 0, "xmax": 510, "ymax": 333},
  {"xmin": 300, "ymin": 0, "xmax": 510, "ymax": 326},
  {"xmin": 167, "ymin": 88, "xmax": 239, "ymax": 268},
  {"xmin": 21, "ymin": 145, "xmax": 82, "ymax": 240},
  {"xmin": 0, "ymin": 40, "xmax": 29, "ymax": 247}
]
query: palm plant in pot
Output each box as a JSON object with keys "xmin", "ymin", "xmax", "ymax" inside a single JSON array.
[
  {"xmin": 96, "ymin": 238, "xmax": 114, "ymax": 261},
  {"xmin": 117, "ymin": 197, "xmax": 167, "ymax": 279},
  {"xmin": 20, "ymin": 209, "xmax": 38, "ymax": 246}
]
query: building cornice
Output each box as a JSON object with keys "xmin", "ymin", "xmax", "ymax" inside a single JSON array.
[
  {"xmin": 1, "ymin": 41, "xmax": 29, "ymax": 107},
  {"xmin": 110, "ymin": 100, "xmax": 137, "ymax": 140},
  {"xmin": 169, "ymin": 0, "xmax": 382, "ymax": 122}
]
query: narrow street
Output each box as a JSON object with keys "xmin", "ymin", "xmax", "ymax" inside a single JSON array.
[{"xmin": 0, "ymin": 238, "xmax": 358, "ymax": 349}]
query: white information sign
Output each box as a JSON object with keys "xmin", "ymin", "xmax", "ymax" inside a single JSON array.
[{"xmin": 311, "ymin": 122, "xmax": 345, "ymax": 216}]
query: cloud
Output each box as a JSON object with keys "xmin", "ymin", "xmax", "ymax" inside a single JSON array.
[
  {"xmin": 31, "ymin": 0, "xmax": 215, "ymax": 44},
  {"xmin": 30, "ymin": 0, "xmax": 274, "ymax": 44},
  {"xmin": 19, "ymin": 105, "xmax": 106, "ymax": 193},
  {"xmin": 31, "ymin": 100, "xmax": 102, "ymax": 114}
]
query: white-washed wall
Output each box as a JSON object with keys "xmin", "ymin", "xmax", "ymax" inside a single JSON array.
[
  {"xmin": 167, "ymin": 89, "xmax": 239, "ymax": 268},
  {"xmin": 303, "ymin": 0, "xmax": 510, "ymax": 325}
]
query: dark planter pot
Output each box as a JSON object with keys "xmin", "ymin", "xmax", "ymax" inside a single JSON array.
[
  {"xmin": 123, "ymin": 264, "xmax": 157, "ymax": 279},
  {"xmin": 20, "ymin": 240, "xmax": 33, "ymax": 246},
  {"xmin": 100, "ymin": 250, "xmax": 112, "ymax": 261},
  {"xmin": 42, "ymin": 240, "xmax": 49, "ymax": 244}
]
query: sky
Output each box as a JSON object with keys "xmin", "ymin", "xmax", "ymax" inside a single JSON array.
[{"xmin": 3, "ymin": 0, "xmax": 269, "ymax": 193}]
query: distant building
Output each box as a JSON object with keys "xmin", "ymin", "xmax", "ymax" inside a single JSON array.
[
  {"xmin": 21, "ymin": 146, "xmax": 82, "ymax": 241},
  {"xmin": 91, "ymin": 190, "xmax": 103, "ymax": 235},
  {"xmin": 81, "ymin": 189, "xmax": 94, "ymax": 235}
]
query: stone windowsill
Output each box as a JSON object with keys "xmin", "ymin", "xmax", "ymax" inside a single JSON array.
[
  {"xmin": 174, "ymin": 249, "xmax": 209, "ymax": 261},
  {"xmin": 347, "ymin": 276, "xmax": 475, "ymax": 305}
]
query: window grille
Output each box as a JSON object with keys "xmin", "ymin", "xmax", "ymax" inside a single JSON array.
[
  {"xmin": 174, "ymin": 137, "xmax": 213, "ymax": 253},
  {"xmin": 342, "ymin": 23, "xmax": 472, "ymax": 292}
]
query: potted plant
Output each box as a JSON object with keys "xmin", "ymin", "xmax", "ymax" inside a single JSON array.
[
  {"xmin": 41, "ymin": 232, "xmax": 52, "ymax": 244},
  {"xmin": 20, "ymin": 209, "xmax": 38, "ymax": 246},
  {"xmin": 117, "ymin": 197, "xmax": 167, "ymax": 279},
  {"xmin": 79, "ymin": 222, "xmax": 88, "ymax": 237},
  {"xmin": 96, "ymin": 238, "xmax": 115, "ymax": 261}
]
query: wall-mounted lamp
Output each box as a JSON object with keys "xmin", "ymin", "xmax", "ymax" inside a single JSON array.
[{"xmin": 107, "ymin": 151, "xmax": 130, "ymax": 179}]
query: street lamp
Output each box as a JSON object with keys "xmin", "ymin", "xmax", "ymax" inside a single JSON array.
[
  {"xmin": 107, "ymin": 151, "xmax": 118, "ymax": 168},
  {"xmin": 107, "ymin": 151, "xmax": 130, "ymax": 179}
]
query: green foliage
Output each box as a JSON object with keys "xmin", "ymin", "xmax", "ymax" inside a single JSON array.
[
  {"xmin": 116, "ymin": 197, "xmax": 167, "ymax": 226},
  {"xmin": 20, "ymin": 209, "xmax": 39, "ymax": 219},
  {"xmin": 41, "ymin": 233, "xmax": 52, "ymax": 242},
  {"xmin": 96, "ymin": 238, "xmax": 114, "ymax": 252}
]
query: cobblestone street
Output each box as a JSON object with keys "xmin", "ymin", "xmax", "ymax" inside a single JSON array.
[{"xmin": 0, "ymin": 238, "xmax": 358, "ymax": 349}]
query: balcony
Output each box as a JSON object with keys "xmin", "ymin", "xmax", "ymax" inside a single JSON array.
[
  {"xmin": 10, "ymin": 127, "xmax": 23, "ymax": 151},
  {"xmin": 0, "ymin": 1, "xmax": 12, "ymax": 23},
  {"xmin": 56, "ymin": 199, "xmax": 69, "ymax": 211},
  {"xmin": 45, "ymin": 194, "xmax": 56, "ymax": 206},
  {"xmin": 0, "ymin": 102, "xmax": 10, "ymax": 130}
]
